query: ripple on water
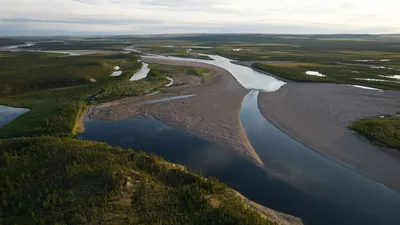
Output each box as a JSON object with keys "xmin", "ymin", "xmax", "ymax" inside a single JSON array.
[{"xmin": 146, "ymin": 94, "xmax": 195, "ymax": 104}]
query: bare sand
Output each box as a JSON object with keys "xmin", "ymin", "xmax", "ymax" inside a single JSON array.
[
  {"xmin": 90, "ymin": 58, "xmax": 263, "ymax": 166},
  {"xmin": 258, "ymin": 83, "xmax": 400, "ymax": 191}
]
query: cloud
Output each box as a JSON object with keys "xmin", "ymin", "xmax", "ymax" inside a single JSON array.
[
  {"xmin": 69, "ymin": 0, "xmax": 98, "ymax": 4},
  {"xmin": 1, "ymin": 17, "xmax": 161, "ymax": 25},
  {"xmin": 0, "ymin": 0, "xmax": 399, "ymax": 35}
]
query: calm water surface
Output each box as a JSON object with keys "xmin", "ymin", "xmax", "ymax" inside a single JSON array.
[
  {"xmin": 0, "ymin": 105, "xmax": 30, "ymax": 127},
  {"xmin": 78, "ymin": 54, "xmax": 400, "ymax": 225},
  {"xmin": 78, "ymin": 91, "xmax": 400, "ymax": 225}
]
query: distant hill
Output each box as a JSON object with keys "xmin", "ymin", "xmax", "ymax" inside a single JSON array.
[{"xmin": 0, "ymin": 38, "xmax": 24, "ymax": 46}]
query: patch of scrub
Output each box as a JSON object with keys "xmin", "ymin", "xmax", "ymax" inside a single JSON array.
[
  {"xmin": 379, "ymin": 75, "xmax": 400, "ymax": 80},
  {"xmin": 146, "ymin": 94, "xmax": 195, "ymax": 104},
  {"xmin": 114, "ymin": 66, "xmax": 120, "ymax": 70},
  {"xmin": 0, "ymin": 105, "xmax": 30, "ymax": 127},
  {"xmin": 111, "ymin": 71, "xmax": 123, "ymax": 77},
  {"xmin": 306, "ymin": 71, "xmax": 326, "ymax": 77},
  {"xmin": 130, "ymin": 62, "xmax": 150, "ymax": 81},
  {"xmin": 166, "ymin": 77, "xmax": 174, "ymax": 87},
  {"xmin": 348, "ymin": 85, "xmax": 383, "ymax": 91}
]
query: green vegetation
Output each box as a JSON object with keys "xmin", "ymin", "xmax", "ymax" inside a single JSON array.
[
  {"xmin": 0, "ymin": 51, "xmax": 216, "ymax": 138},
  {"xmin": 252, "ymin": 62, "xmax": 400, "ymax": 90},
  {"xmin": 150, "ymin": 63, "xmax": 213, "ymax": 78},
  {"xmin": 0, "ymin": 52, "xmax": 155, "ymax": 138},
  {"xmin": 0, "ymin": 137, "xmax": 275, "ymax": 225},
  {"xmin": 0, "ymin": 47, "xmax": 281, "ymax": 225},
  {"xmin": 0, "ymin": 38, "xmax": 24, "ymax": 46},
  {"xmin": 22, "ymin": 40, "xmax": 130, "ymax": 51},
  {"xmin": 350, "ymin": 116, "xmax": 400, "ymax": 150},
  {"xmin": 0, "ymin": 52, "xmax": 138, "ymax": 97}
]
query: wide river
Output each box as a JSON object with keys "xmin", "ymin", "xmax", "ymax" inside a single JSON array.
[{"xmin": 78, "ymin": 54, "xmax": 400, "ymax": 225}]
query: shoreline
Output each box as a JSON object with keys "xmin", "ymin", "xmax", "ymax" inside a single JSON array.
[
  {"xmin": 89, "ymin": 58, "xmax": 264, "ymax": 166},
  {"xmin": 73, "ymin": 104, "xmax": 90, "ymax": 136},
  {"xmin": 258, "ymin": 82, "xmax": 400, "ymax": 191}
]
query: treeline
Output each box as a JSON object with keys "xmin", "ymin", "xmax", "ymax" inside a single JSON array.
[
  {"xmin": 0, "ymin": 137, "xmax": 275, "ymax": 225},
  {"xmin": 0, "ymin": 38, "xmax": 24, "ymax": 46}
]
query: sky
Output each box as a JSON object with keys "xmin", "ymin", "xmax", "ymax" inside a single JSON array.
[{"xmin": 1, "ymin": 0, "xmax": 400, "ymax": 35}]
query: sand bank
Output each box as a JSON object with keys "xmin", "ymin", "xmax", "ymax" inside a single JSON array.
[
  {"xmin": 90, "ymin": 58, "xmax": 263, "ymax": 166},
  {"xmin": 258, "ymin": 83, "xmax": 400, "ymax": 191}
]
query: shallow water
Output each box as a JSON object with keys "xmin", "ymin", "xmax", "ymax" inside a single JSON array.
[
  {"xmin": 111, "ymin": 71, "xmax": 123, "ymax": 77},
  {"xmin": 146, "ymin": 94, "xmax": 195, "ymax": 104},
  {"xmin": 241, "ymin": 90, "xmax": 400, "ymax": 225},
  {"xmin": 306, "ymin": 71, "xmax": 326, "ymax": 77},
  {"xmin": 78, "ymin": 53, "xmax": 400, "ymax": 224},
  {"xmin": 143, "ymin": 54, "xmax": 286, "ymax": 92},
  {"xmin": 166, "ymin": 77, "xmax": 174, "ymax": 87},
  {"xmin": 349, "ymin": 85, "xmax": 383, "ymax": 91},
  {"xmin": 79, "ymin": 91, "xmax": 400, "ymax": 225},
  {"xmin": 161, "ymin": 45, "xmax": 213, "ymax": 49},
  {"xmin": 0, "ymin": 105, "xmax": 30, "ymax": 127},
  {"xmin": 130, "ymin": 62, "xmax": 150, "ymax": 81}
]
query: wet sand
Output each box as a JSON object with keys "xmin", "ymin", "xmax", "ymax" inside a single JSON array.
[
  {"xmin": 258, "ymin": 83, "xmax": 400, "ymax": 191},
  {"xmin": 90, "ymin": 58, "xmax": 263, "ymax": 166}
]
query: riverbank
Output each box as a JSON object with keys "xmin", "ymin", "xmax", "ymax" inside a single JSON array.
[
  {"xmin": 89, "ymin": 58, "xmax": 264, "ymax": 166},
  {"xmin": 258, "ymin": 83, "xmax": 400, "ymax": 191}
]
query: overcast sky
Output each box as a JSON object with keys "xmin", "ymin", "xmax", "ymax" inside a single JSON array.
[{"xmin": 1, "ymin": 0, "xmax": 400, "ymax": 35}]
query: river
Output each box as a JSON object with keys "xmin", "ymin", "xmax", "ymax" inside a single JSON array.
[{"xmin": 0, "ymin": 45, "xmax": 393, "ymax": 224}]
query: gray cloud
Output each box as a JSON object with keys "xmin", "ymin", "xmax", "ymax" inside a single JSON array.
[
  {"xmin": 136, "ymin": 0, "xmax": 213, "ymax": 7},
  {"xmin": 69, "ymin": 0, "xmax": 98, "ymax": 5},
  {"xmin": 1, "ymin": 17, "xmax": 161, "ymax": 25}
]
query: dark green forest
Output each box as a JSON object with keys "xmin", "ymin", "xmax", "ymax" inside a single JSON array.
[{"xmin": 0, "ymin": 137, "xmax": 275, "ymax": 225}]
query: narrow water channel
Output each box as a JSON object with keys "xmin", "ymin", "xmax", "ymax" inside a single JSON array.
[{"xmin": 241, "ymin": 90, "xmax": 400, "ymax": 225}]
